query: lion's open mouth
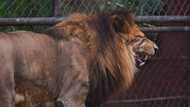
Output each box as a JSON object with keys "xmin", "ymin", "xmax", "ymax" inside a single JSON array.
[
  {"xmin": 135, "ymin": 53, "xmax": 150, "ymax": 67},
  {"xmin": 134, "ymin": 46, "xmax": 158, "ymax": 67}
]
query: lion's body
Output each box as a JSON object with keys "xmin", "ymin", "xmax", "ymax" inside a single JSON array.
[
  {"xmin": 0, "ymin": 11, "xmax": 157, "ymax": 107},
  {"xmin": 0, "ymin": 32, "xmax": 56, "ymax": 107},
  {"xmin": 50, "ymin": 13, "xmax": 136, "ymax": 106},
  {"xmin": 0, "ymin": 31, "xmax": 89, "ymax": 107}
]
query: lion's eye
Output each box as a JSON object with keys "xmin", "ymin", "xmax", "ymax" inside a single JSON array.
[
  {"xmin": 135, "ymin": 35, "xmax": 144, "ymax": 38},
  {"xmin": 127, "ymin": 36, "xmax": 147, "ymax": 46},
  {"xmin": 131, "ymin": 36, "xmax": 143, "ymax": 42}
]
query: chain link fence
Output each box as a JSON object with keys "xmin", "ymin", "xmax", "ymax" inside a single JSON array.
[
  {"xmin": 103, "ymin": 31, "xmax": 190, "ymax": 107},
  {"xmin": 1, "ymin": 0, "xmax": 189, "ymax": 17},
  {"xmin": 0, "ymin": 0, "xmax": 189, "ymax": 31},
  {"xmin": 58, "ymin": 0, "xmax": 189, "ymax": 16},
  {"xmin": 0, "ymin": 0, "xmax": 189, "ymax": 107}
]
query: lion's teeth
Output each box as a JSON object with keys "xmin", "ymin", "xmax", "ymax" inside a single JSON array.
[
  {"xmin": 139, "ymin": 61, "xmax": 145, "ymax": 66},
  {"xmin": 145, "ymin": 56, "xmax": 149, "ymax": 60},
  {"xmin": 137, "ymin": 58, "xmax": 145, "ymax": 66}
]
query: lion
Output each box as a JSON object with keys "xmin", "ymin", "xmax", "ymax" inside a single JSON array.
[{"xmin": 0, "ymin": 10, "xmax": 157, "ymax": 107}]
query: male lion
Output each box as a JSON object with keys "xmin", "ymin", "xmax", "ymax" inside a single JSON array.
[{"xmin": 0, "ymin": 10, "xmax": 157, "ymax": 107}]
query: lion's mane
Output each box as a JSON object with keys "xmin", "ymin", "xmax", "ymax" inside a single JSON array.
[{"xmin": 47, "ymin": 11, "xmax": 136, "ymax": 106}]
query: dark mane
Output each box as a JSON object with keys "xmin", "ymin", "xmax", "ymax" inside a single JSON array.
[
  {"xmin": 91, "ymin": 9, "xmax": 134, "ymax": 50},
  {"xmin": 0, "ymin": 8, "xmax": 157, "ymax": 107},
  {"xmin": 86, "ymin": 10, "xmax": 136, "ymax": 106},
  {"xmin": 45, "ymin": 10, "xmax": 136, "ymax": 107}
]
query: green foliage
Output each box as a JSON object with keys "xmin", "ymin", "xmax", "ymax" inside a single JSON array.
[
  {"xmin": 96, "ymin": 0, "xmax": 163, "ymax": 15},
  {"xmin": 0, "ymin": 0, "xmax": 163, "ymax": 32},
  {"xmin": 98, "ymin": 0, "xmax": 138, "ymax": 11},
  {"xmin": 0, "ymin": 0, "xmax": 52, "ymax": 32},
  {"xmin": 0, "ymin": 0, "xmax": 52, "ymax": 17}
]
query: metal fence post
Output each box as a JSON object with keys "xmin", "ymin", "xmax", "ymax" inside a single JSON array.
[
  {"xmin": 53, "ymin": 0, "xmax": 61, "ymax": 16},
  {"xmin": 188, "ymin": 60, "xmax": 190, "ymax": 107}
]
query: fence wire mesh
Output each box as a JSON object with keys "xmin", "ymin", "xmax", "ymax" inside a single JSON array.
[
  {"xmin": 0, "ymin": 0, "xmax": 189, "ymax": 17},
  {"xmin": 59, "ymin": 0, "xmax": 190, "ymax": 16},
  {"xmin": 0, "ymin": 0, "xmax": 189, "ymax": 107},
  {"xmin": 0, "ymin": 0, "xmax": 189, "ymax": 32},
  {"xmin": 103, "ymin": 31, "xmax": 190, "ymax": 107}
]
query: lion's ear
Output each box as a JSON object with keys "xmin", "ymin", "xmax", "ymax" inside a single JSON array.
[
  {"xmin": 111, "ymin": 15, "xmax": 125, "ymax": 33},
  {"xmin": 126, "ymin": 12, "xmax": 135, "ymax": 25},
  {"xmin": 111, "ymin": 13, "xmax": 135, "ymax": 34}
]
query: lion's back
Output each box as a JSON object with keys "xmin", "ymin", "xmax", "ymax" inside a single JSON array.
[
  {"xmin": 0, "ymin": 31, "xmax": 59, "ymax": 106},
  {"xmin": 0, "ymin": 31, "xmax": 57, "ymax": 81}
]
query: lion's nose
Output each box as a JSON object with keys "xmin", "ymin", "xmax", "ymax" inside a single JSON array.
[
  {"xmin": 55, "ymin": 98, "xmax": 64, "ymax": 107},
  {"xmin": 145, "ymin": 44, "xmax": 158, "ymax": 56},
  {"xmin": 154, "ymin": 43, "xmax": 159, "ymax": 50},
  {"xmin": 147, "ymin": 42, "xmax": 158, "ymax": 56},
  {"xmin": 153, "ymin": 43, "xmax": 159, "ymax": 54}
]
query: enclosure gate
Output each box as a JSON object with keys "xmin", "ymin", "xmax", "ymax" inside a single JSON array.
[{"xmin": 0, "ymin": 0, "xmax": 189, "ymax": 107}]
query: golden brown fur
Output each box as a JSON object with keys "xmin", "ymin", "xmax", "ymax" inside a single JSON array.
[
  {"xmin": 48, "ymin": 11, "xmax": 157, "ymax": 107},
  {"xmin": 49, "ymin": 12, "xmax": 135, "ymax": 88},
  {"xmin": 0, "ymin": 10, "xmax": 157, "ymax": 107}
]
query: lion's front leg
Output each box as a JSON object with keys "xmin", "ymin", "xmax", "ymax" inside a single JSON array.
[
  {"xmin": 54, "ymin": 39, "xmax": 89, "ymax": 107},
  {"xmin": 55, "ymin": 81, "xmax": 89, "ymax": 107}
]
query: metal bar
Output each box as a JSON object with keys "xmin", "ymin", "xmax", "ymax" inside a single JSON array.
[
  {"xmin": 0, "ymin": 16, "xmax": 189, "ymax": 25},
  {"xmin": 0, "ymin": 17, "xmax": 189, "ymax": 32},
  {"xmin": 136, "ymin": 16, "xmax": 190, "ymax": 22},
  {"xmin": 187, "ymin": 59, "xmax": 190, "ymax": 107},
  {"xmin": 53, "ymin": 0, "xmax": 61, "ymax": 16},
  {"xmin": 106, "ymin": 95, "xmax": 188, "ymax": 104},
  {"xmin": 0, "ymin": 17, "xmax": 64, "ymax": 25},
  {"xmin": 141, "ymin": 26, "xmax": 190, "ymax": 32}
]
